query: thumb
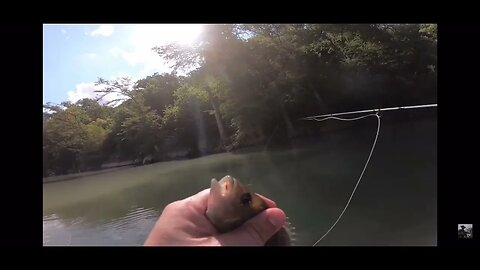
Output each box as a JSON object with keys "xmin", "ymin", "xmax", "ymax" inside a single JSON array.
[{"xmin": 215, "ymin": 208, "xmax": 286, "ymax": 246}]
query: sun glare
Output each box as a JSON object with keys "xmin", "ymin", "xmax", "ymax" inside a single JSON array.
[
  {"xmin": 129, "ymin": 24, "xmax": 204, "ymax": 47},
  {"xmin": 167, "ymin": 24, "xmax": 204, "ymax": 45}
]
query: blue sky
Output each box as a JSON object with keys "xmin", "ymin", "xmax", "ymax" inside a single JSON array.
[{"xmin": 43, "ymin": 24, "xmax": 204, "ymax": 105}]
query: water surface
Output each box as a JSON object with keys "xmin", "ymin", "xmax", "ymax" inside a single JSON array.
[{"xmin": 44, "ymin": 116, "xmax": 437, "ymax": 246}]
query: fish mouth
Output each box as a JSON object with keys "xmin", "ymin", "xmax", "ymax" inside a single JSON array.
[
  {"xmin": 207, "ymin": 176, "xmax": 239, "ymax": 224},
  {"xmin": 210, "ymin": 175, "xmax": 238, "ymax": 197},
  {"xmin": 219, "ymin": 175, "xmax": 237, "ymax": 196}
]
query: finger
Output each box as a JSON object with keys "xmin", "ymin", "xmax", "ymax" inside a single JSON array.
[
  {"xmin": 185, "ymin": 188, "xmax": 210, "ymax": 211},
  {"xmin": 215, "ymin": 208, "xmax": 286, "ymax": 246},
  {"xmin": 255, "ymin": 193, "xmax": 277, "ymax": 208}
]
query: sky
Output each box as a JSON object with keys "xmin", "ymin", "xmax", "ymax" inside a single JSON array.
[{"xmin": 43, "ymin": 24, "xmax": 204, "ymax": 105}]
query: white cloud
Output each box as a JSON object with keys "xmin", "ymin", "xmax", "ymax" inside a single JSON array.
[
  {"xmin": 61, "ymin": 29, "xmax": 67, "ymax": 34},
  {"xmin": 129, "ymin": 24, "xmax": 204, "ymax": 47},
  {"xmin": 110, "ymin": 46, "xmax": 171, "ymax": 78},
  {"xmin": 90, "ymin": 25, "xmax": 114, "ymax": 37},
  {"xmin": 67, "ymin": 25, "xmax": 205, "ymax": 107},
  {"xmin": 68, "ymin": 74, "xmax": 135, "ymax": 106},
  {"xmin": 68, "ymin": 82, "xmax": 101, "ymax": 103},
  {"xmin": 109, "ymin": 24, "xmax": 204, "ymax": 78},
  {"xmin": 109, "ymin": 72, "xmax": 131, "ymax": 80}
]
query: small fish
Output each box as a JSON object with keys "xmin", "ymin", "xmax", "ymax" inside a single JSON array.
[{"xmin": 205, "ymin": 175, "xmax": 293, "ymax": 246}]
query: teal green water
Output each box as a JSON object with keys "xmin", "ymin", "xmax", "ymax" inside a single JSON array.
[{"xmin": 43, "ymin": 117, "xmax": 437, "ymax": 246}]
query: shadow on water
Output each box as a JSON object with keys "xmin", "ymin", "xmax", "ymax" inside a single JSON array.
[{"xmin": 43, "ymin": 114, "xmax": 436, "ymax": 246}]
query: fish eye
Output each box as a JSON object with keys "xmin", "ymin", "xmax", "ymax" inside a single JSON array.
[{"xmin": 240, "ymin": 193, "xmax": 252, "ymax": 206}]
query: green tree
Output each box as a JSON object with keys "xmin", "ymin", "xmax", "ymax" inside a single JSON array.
[{"xmin": 44, "ymin": 24, "xmax": 437, "ymax": 175}]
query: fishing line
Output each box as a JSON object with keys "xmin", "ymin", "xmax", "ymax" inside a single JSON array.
[
  {"xmin": 311, "ymin": 112, "xmax": 381, "ymax": 246},
  {"xmin": 297, "ymin": 103, "xmax": 434, "ymax": 245},
  {"xmin": 263, "ymin": 103, "xmax": 435, "ymax": 245}
]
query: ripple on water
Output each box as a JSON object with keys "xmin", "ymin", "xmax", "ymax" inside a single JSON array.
[{"xmin": 104, "ymin": 207, "xmax": 158, "ymax": 231}]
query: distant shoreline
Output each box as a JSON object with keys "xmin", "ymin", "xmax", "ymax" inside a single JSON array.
[
  {"xmin": 43, "ymin": 114, "xmax": 436, "ymax": 184},
  {"xmin": 43, "ymin": 165, "xmax": 134, "ymax": 184}
]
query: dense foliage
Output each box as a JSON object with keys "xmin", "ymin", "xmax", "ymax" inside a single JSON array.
[{"xmin": 43, "ymin": 24, "xmax": 437, "ymax": 176}]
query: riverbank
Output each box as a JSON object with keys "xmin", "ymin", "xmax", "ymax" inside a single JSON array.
[
  {"xmin": 43, "ymin": 165, "xmax": 134, "ymax": 184},
  {"xmin": 43, "ymin": 110, "xmax": 436, "ymax": 184}
]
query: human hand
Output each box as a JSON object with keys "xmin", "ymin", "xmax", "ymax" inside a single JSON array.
[{"xmin": 144, "ymin": 188, "xmax": 286, "ymax": 246}]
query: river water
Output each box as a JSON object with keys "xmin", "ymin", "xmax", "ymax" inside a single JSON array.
[{"xmin": 43, "ymin": 115, "xmax": 437, "ymax": 246}]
